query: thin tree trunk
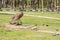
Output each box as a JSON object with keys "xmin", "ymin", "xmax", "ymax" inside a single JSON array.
[
  {"xmin": 41, "ymin": 0, "xmax": 44, "ymax": 11},
  {"xmin": 37, "ymin": 0, "xmax": 39, "ymax": 8},
  {"xmin": 0, "ymin": 0, "xmax": 2, "ymax": 9}
]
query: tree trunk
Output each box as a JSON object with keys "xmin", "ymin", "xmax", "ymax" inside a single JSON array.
[
  {"xmin": 0, "ymin": 0, "xmax": 2, "ymax": 9},
  {"xmin": 37, "ymin": 0, "xmax": 39, "ymax": 8}
]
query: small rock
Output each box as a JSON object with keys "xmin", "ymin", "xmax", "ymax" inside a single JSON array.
[
  {"xmin": 42, "ymin": 24, "xmax": 49, "ymax": 27},
  {"xmin": 46, "ymin": 24, "xmax": 49, "ymax": 27},
  {"xmin": 32, "ymin": 27, "xmax": 39, "ymax": 31},
  {"xmin": 56, "ymin": 28, "xmax": 59, "ymax": 31},
  {"xmin": 34, "ymin": 24, "xmax": 38, "ymax": 26},
  {"xmin": 53, "ymin": 32, "xmax": 60, "ymax": 36}
]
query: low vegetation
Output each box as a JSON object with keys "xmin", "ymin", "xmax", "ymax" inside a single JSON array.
[{"xmin": 0, "ymin": 12, "xmax": 60, "ymax": 40}]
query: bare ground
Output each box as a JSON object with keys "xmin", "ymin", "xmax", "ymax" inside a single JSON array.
[{"xmin": 3, "ymin": 23, "xmax": 60, "ymax": 35}]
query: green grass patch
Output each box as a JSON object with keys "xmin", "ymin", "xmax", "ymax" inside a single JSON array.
[
  {"xmin": 24, "ymin": 12, "xmax": 60, "ymax": 18},
  {"xmin": 0, "ymin": 13, "xmax": 60, "ymax": 40},
  {"xmin": 0, "ymin": 29, "xmax": 60, "ymax": 40}
]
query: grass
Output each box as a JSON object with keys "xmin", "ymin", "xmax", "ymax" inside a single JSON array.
[
  {"xmin": 24, "ymin": 12, "xmax": 60, "ymax": 18},
  {"xmin": 0, "ymin": 12, "xmax": 60, "ymax": 40},
  {"xmin": 22, "ymin": 16, "xmax": 60, "ymax": 31},
  {"xmin": 0, "ymin": 13, "xmax": 60, "ymax": 31},
  {"xmin": 0, "ymin": 29, "xmax": 60, "ymax": 40}
]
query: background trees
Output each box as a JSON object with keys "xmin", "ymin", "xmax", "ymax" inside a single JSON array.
[{"xmin": 0, "ymin": 0, "xmax": 60, "ymax": 11}]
